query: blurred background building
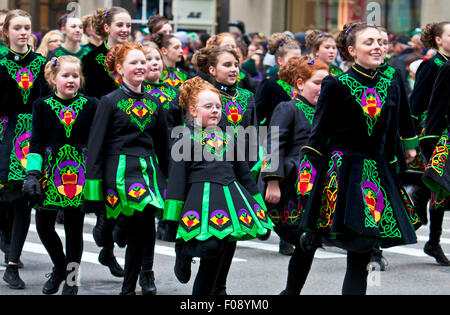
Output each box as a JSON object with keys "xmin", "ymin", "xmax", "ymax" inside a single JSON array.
[{"xmin": 0, "ymin": 0, "xmax": 449, "ymax": 36}]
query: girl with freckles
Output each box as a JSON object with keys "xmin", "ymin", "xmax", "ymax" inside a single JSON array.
[
  {"xmin": 298, "ymin": 21, "xmax": 420, "ymax": 295},
  {"xmin": 83, "ymin": 43, "xmax": 169, "ymax": 295},
  {"xmin": 162, "ymin": 77, "xmax": 272, "ymax": 295}
]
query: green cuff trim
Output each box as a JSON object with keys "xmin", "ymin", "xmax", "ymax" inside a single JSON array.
[
  {"xmin": 389, "ymin": 157, "xmax": 398, "ymax": 165},
  {"xmin": 163, "ymin": 199, "xmax": 184, "ymax": 221},
  {"xmin": 252, "ymin": 193, "xmax": 267, "ymax": 211},
  {"xmin": 401, "ymin": 136, "xmax": 419, "ymax": 150},
  {"xmin": 84, "ymin": 179, "xmax": 104, "ymax": 201},
  {"xmin": 26, "ymin": 153, "xmax": 43, "ymax": 172}
]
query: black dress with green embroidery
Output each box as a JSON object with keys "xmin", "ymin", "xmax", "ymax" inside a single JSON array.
[
  {"xmin": 0, "ymin": 41, "xmax": 8, "ymax": 59},
  {"xmin": 0, "ymin": 48, "xmax": 48, "ymax": 199},
  {"xmin": 81, "ymin": 41, "xmax": 121, "ymax": 99},
  {"xmin": 261, "ymin": 95, "xmax": 315, "ymax": 245},
  {"xmin": 26, "ymin": 93, "xmax": 98, "ymax": 211},
  {"xmin": 161, "ymin": 67, "xmax": 190, "ymax": 90},
  {"xmin": 254, "ymin": 74, "xmax": 296, "ymax": 126},
  {"xmin": 409, "ymin": 51, "xmax": 449, "ymax": 172},
  {"xmin": 299, "ymin": 65, "xmax": 421, "ymax": 252},
  {"xmin": 214, "ymin": 81, "xmax": 259, "ymax": 169},
  {"xmin": 47, "ymin": 45, "xmax": 90, "ymax": 60},
  {"xmin": 143, "ymin": 80, "xmax": 183, "ymax": 133},
  {"xmin": 163, "ymin": 124, "xmax": 273, "ymax": 242},
  {"xmin": 84, "ymin": 83, "xmax": 169, "ymax": 219},
  {"xmin": 422, "ymin": 60, "xmax": 450, "ymax": 209}
]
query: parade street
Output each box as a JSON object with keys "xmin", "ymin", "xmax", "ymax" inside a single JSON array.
[{"xmin": 1, "ymin": 210, "xmax": 449, "ymax": 295}]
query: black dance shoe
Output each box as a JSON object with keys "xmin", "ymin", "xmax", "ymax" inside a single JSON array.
[
  {"xmin": 3, "ymin": 264, "xmax": 25, "ymax": 289},
  {"xmin": 424, "ymin": 242, "xmax": 450, "ymax": 266},
  {"xmin": 98, "ymin": 247, "xmax": 124, "ymax": 277},
  {"xmin": 279, "ymin": 238, "xmax": 294, "ymax": 256},
  {"xmin": 42, "ymin": 268, "xmax": 66, "ymax": 294},
  {"xmin": 139, "ymin": 269, "xmax": 157, "ymax": 295},
  {"xmin": 174, "ymin": 245, "xmax": 192, "ymax": 284},
  {"xmin": 62, "ymin": 282, "xmax": 78, "ymax": 295}
]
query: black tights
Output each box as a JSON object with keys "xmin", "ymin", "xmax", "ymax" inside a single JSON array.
[
  {"xmin": 35, "ymin": 209, "xmax": 85, "ymax": 272},
  {"xmin": 121, "ymin": 207, "xmax": 156, "ymax": 294},
  {"xmin": 429, "ymin": 206, "xmax": 445, "ymax": 246},
  {"xmin": 178, "ymin": 238, "xmax": 228, "ymax": 295},
  {"xmin": 7, "ymin": 198, "xmax": 31, "ymax": 264},
  {"xmin": 342, "ymin": 250, "xmax": 372, "ymax": 295},
  {"xmin": 283, "ymin": 245, "xmax": 316, "ymax": 294}
]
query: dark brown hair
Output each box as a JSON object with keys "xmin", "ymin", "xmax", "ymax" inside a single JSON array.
[
  {"xmin": 267, "ymin": 32, "xmax": 300, "ymax": 63},
  {"xmin": 336, "ymin": 21, "xmax": 379, "ymax": 62},
  {"xmin": 92, "ymin": 7, "xmax": 130, "ymax": 39},
  {"xmin": 421, "ymin": 21, "xmax": 450, "ymax": 49},
  {"xmin": 193, "ymin": 45, "xmax": 239, "ymax": 75},
  {"xmin": 147, "ymin": 15, "xmax": 170, "ymax": 35}
]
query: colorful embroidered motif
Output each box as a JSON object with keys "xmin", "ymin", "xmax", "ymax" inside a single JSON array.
[
  {"xmin": 144, "ymin": 83, "xmax": 176, "ymax": 110},
  {"xmin": 425, "ymin": 130, "xmax": 449, "ymax": 177},
  {"xmin": 181, "ymin": 211, "xmax": 201, "ymax": 229},
  {"xmin": 361, "ymin": 159, "xmax": 401, "ymax": 238},
  {"xmin": 379, "ymin": 65, "xmax": 396, "ymax": 80},
  {"xmin": 0, "ymin": 56, "xmax": 46, "ymax": 104},
  {"xmin": 401, "ymin": 188, "xmax": 420, "ymax": 227},
  {"xmin": 295, "ymin": 99, "xmax": 315, "ymax": 125},
  {"xmin": 220, "ymin": 88, "xmax": 252, "ymax": 135},
  {"xmin": 329, "ymin": 64, "xmax": 343, "ymax": 76},
  {"xmin": 44, "ymin": 96, "xmax": 88, "ymax": 138},
  {"xmin": 192, "ymin": 129, "xmax": 230, "ymax": 160},
  {"xmin": 8, "ymin": 114, "xmax": 32, "ymax": 181},
  {"xmin": 117, "ymin": 98, "xmax": 157, "ymax": 132},
  {"xmin": 210, "ymin": 210, "xmax": 231, "ymax": 228},
  {"xmin": 43, "ymin": 145, "xmax": 86, "ymax": 208},
  {"xmin": 434, "ymin": 58, "xmax": 445, "ymax": 67},
  {"xmin": 277, "ymin": 80, "xmax": 298, "ymax": 100},
  {"xmin": 95, "ymin": 53, "xmax": 122, "ymax": 86},
  {"xmin": 0, "ymin": 116, "xmax": 8, "ymax": 141},
  {"xmin": 338, "ymin": 74, "xmax": 391, "ymax": 136},
  {"xmin": 106, "ymin": 189, "xmax": 119, "ymax": 208},
  {"xmin": 268, "ymin": 201, "xmax": 301, "ymax": 224},
  {"xmin": 238, "ymin": 208, "xmax": 253, "ymax": 225},
  {"xmin": 317, "ymin": 151, "xmax": 343, "ymax": 229},
  {"xmin": 161, "ymin": 68, "xmax": 187, "ymax": 88},
  {"xmin": 128, "ymin": 183, "xmax": 147, "ymax": 199},
  {"xmin": 296, "ymin": 155, "xmax": 316, "ymax": 196}
]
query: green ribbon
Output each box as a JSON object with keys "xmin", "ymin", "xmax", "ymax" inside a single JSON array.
[
  {"xmin": 163, "ymin": 199, "xmax": 184, "ymax": 221},
  {"xmin": 84, "ymin": 179, "xmax": 104, "ymax": 201}
]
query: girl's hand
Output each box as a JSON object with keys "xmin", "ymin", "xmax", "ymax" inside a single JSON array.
[
  {"xmin": 265, "ymin": 180, "xmax": 281, "ymax": 204},
  {"xmin": 405, "ymin": 148, "xmax": 417, "ymax": 164}
]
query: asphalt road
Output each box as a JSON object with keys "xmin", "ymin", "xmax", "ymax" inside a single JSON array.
[{"xmin": 1, "ymin": 210, "xmax": 449, "ymax": 296}]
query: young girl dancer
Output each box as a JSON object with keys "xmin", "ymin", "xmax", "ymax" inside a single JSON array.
[
  {"xmin": 305, "ymin": 30, "xmax": 343, "ymax": 76},
  {"xmin": 82, "ymin": 7, "xmax": 132, "ymax": 99},
  {"xmin": 261, "ymin": 56, "xmax": 329, "ymax": 294},
  {"xmin": 23, "ymin": 56, "xmax": 98, "ymax": 295},
  {"xmin": 143, "ymin": 41, "xmax": 182, "ymax": 133},
  {"xmin": 163, "ymin": 76, "xmax": 272, "ymax": 295},
  {"xmin": 193, "ymin": 45, "xmax": 260, "ymax": 294},
  {"xmin": 299, "ymin": 22, "xmax": 420, "ymax": 295},
  {"xmin": 420, "ymin": 60, "xmax": 450, "ymax": 264},
  {"xmin": 81, "ymin": 7, "xmax": 133, "ymax": 277},
  {"xmin": 47, "ymin": 15, "xmax": 88, "ymax": 60},
  {"xmin": 255, "ymin": 32, "xmax": 301, "ymax": 126},
  {"xmin": 83, "ymin": 42, "xmax": 169, "ymax": 295},
  {"xmin": 152, "ymin": 32, "xmax": 188, "ymax": 90},
  {"xmin": 0, "ymin": 9, "xmax": 48, "ymax": 290},
  {"xmin": 409, "ymin": 21, "xmax": 450, "ymax": 265}
]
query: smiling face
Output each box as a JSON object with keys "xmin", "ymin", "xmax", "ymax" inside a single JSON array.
[
  {"xmin": 348, "ymin": 27, "xmax": 383, "ymax": 70},
  {"xmin": 190, "ymin": 89, "xmax": 222, "ymax": 127},
  {"xmin": 5, "ymin": 16, "xmax": 31, "ymax": 51},
  {"xmin": 436, "ymin": 23, "xmax": 450, "ymax": 56},
  {"xmin": 62, "ymin": 17, "xmax": 83, "ymax": 43},
  {"xmin": 48, "ymin": 33, "xmax": 64, "ymax": 51},
  {"xmin": 53, "ymin": 62, "xmax": 81, "ymax": 99},
  {"xmin": 209, "ymin": 52, "xmax": 239, "ymax": 86},
  {"xmin": 315, "ymin": 37, "xmax": 337, "ymax": 66},
  {"xmin": 105, "ymin": 12, "xmax": 131, "ymax": 44},
  {"xmin": 297, "ymin": 69, "xmax": 328, "ymax": 106},
  {"xmin": 145, "ymin": 48, "xmax": 164, "ymax": 82},
  {"xmin": 116, "ymin": 49, "xmax": 146, "ymax": 88}
]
